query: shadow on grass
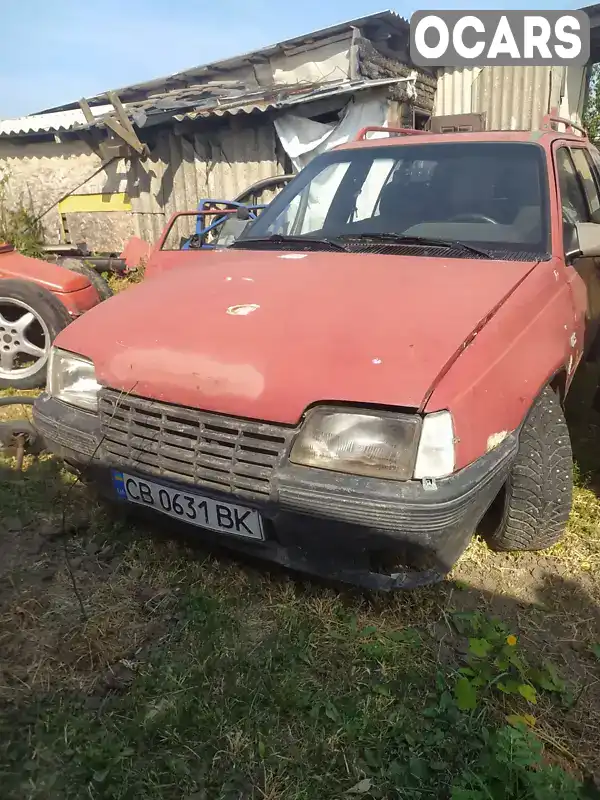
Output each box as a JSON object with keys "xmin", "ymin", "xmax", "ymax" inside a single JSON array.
[
  {"xmin": 0, "ymin": 456, "xmax": 70, "ymax": 522},
  {"xmin": 566, "ymin": 364, "xmax": 600, "ymax": 492}
]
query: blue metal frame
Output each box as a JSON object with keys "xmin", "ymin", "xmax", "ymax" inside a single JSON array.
[{"xmin": 181, "ymin": 199, "xmax": 266, "ymax": 250}]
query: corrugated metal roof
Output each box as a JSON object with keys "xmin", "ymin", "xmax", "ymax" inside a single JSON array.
[
  {"xmin": 581, "ymin": 4, "xmax": 600, "ymax": 60},
  {"xmin": 39, "ymin": 10, "xmax": 408, "ymax": 114},
  {"xmin": 581, "ymin": 3, "xmax": 600, "ymax": 17},
  {"xmin": 0, "ymin": 76, "xmax": 413, "ymax": 139},
  {"xmin": 0, "ymin": 104, "xmax": 113, "ymax": 136}
]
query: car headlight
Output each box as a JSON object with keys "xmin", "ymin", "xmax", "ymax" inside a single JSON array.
[
  {"xmin": 290, "ymin": 407, "xmax": 422, "ymax": 480},
  {"xmin": 47, "ymin": 347, "xmax": 101, "ymax": 412},
  {"xmin": 289, "ymin": 407, "xmax": 455, "ymax": 481}
]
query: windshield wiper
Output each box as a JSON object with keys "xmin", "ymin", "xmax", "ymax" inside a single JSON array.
[
  {"xmin": 335, "ymin": 232, "xmax": 495, "ymax": 259},
  {"xmin": 231, "ymin": 234, "xmax": 348, "ymax": 252}
]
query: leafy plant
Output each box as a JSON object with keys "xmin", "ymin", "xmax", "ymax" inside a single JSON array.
[
  {"xmin": 451, "ymin": 723, "xmax": 582, "ymax": 800},
  {"xmin": 0, "ymin": 170, "xmax": 45, "ymax": 258},
  {"xmin": 584, "ymin": 64, "xmax": 600, "ymax": 144},
  {"xmin": 126, "ymin": 261, "xmax": 146, "ymax": 284},
  {"xmin": 451, "ymin": 612, "xmax": 568, "ymax": 712}
]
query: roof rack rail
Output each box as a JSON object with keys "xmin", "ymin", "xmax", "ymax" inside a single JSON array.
[
  {"xmin": 541, "ymin": 114, "xmax": 588, "ymax": 138},
  {"xmin": 354, "ymin": 126, "xmax": 429, "ymax": 141}
]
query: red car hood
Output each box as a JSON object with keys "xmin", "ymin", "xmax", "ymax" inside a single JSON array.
[{"xmin": 55, "ymin": 249, "xmax": 536, "ymax": 423}]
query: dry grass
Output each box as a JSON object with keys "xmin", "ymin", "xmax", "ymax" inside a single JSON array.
[
  {"xmin": 0, "ymin": 542, "xmax": 175, "ymax": 698},
  {"xmin": 106, "ymin": 271, "xmax": 135, "ymax": 294}
]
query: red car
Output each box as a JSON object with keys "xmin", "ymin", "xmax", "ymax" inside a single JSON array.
[
  {"xmin": 0, "ymin": 244, "xmax": 110, "ymax": 389},
  {"xmin": 33, "ymin": 116, "xmax": 598, "ymax": 589}
]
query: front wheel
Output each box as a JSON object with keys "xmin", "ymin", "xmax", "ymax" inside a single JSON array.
[
  {"xmin": 0, "ymin": 279, "xmax": 71, "ymax": 389},
  {"xmin": 487, "ymin": 386, "xmax": 573, "ymax": 552}
]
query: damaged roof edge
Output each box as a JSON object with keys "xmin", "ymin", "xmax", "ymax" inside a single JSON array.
[
  {"xmin": 0, "ymin": 76, "xmax": 417, "ymax": 140},
  {"xmin": 38, "ymin": 10, "xmax": 408, "ymax": 114},
  {"xmin": 173, "ymin": 76, "xmax": 417, "ymax": 122}
]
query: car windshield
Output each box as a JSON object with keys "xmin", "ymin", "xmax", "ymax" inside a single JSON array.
[{"xmin": 239, "ymin": 141, "xmax": 550, "ymax": 259}]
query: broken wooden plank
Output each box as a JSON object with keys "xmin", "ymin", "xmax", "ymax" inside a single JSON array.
[
  {"xmin": 79, "ymin": 97, "xmax": 96, "ymax": 125},
  {"xmin": 107, "ymin": 92, "xmax": 138, "ymax": 139},
  {"xmin": 103, "ymin": 117, "xmax": 146, "ymax": 155}
]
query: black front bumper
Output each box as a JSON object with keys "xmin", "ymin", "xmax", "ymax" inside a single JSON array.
[{"xmin": 33, "ymin": 393, "xmax": 518, "ymax": 591}]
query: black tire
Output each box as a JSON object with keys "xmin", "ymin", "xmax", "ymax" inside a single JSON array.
[
  {"xmin": 0, "ymin": 279, "xmax": 72, "ymax": 390},
  {"xmin": 60, "ymin": 259, "xmax": 113, "ymax": 302},
  {"xmin": 487, "ymin": 386, "xmax": 573, "ymax": 552}
]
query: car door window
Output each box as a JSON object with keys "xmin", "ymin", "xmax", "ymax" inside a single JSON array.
[
  {"xmin": 571, "ymin": 148, "xmax": 600, "ymax": 222},
  {"xmin": 556, "ymin": 147, "xmax": 590, "ymax": 253}
]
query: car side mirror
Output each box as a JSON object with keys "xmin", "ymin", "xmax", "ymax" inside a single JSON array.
[
  {"xmin": 574, "ymin": 222, "xmax": 600, "ymax": 258},
  {"xmin": 236, "ymin": 206, "xmax": 251, "ymax": 220}
]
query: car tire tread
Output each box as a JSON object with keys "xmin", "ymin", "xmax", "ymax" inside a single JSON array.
[
  {"xmin": 488, "ymin": 386, "xmax": 572, "ymax": 552},
  {"xmin": 60, "ymin": 259, "xmax": 113, "ymax": 302}
]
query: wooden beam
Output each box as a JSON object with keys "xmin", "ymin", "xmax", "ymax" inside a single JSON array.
[
  {"xmin": 107, "ymin": 92, "xmax": 139, "ymax": 139},
  {"xmin": 78, "ymin": 98, "xmax": 114, "ymax": 160},
  {"xmin": 80, "ymin": 92, "xmax": 148, "ymax": 157},
  {"xmin": 103, "ymin": 117, "xmax": 146, "ymax": 155},
  {"xmin": 105, "ymin": 92, "xmax": 149, "ymax": 156},
  {"xmin": 79, "ymin": 97, "xmax": 96, "ymax": 125}
]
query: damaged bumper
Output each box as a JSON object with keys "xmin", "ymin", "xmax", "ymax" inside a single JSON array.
[{"xmin": 33, "ymin": 393, "xmax": 518, "ymax": 591}]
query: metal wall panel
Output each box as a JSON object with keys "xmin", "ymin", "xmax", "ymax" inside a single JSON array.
[
  {"xmin": 434, "ymin": 66, "xmax": 587, "ymax": 131},
  {"xmin": 0, "ymin": 116, "xmax": 283, "ymax": 250},
  {"xmin": 128, "ymin": 117, "xmax": 283, "ymax": 244}
]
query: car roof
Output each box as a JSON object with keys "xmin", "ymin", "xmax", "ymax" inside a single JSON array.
[{"xmin": 336, "ymin": 129, "xmax": 590, "ymax": 152}]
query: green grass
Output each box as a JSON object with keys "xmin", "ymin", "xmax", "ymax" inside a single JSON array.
[
  {"xmin": 0, "ymin": 558, "xmax": 586, "ymax": 799},
  {"xmin": 1, "ymin": 589, "xmax": 436, "ymax": 798},
  {"xmin": 2, "ymin": 363, "xmax": 600, "ymax": 798}
]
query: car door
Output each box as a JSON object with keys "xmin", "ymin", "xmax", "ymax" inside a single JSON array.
[{"xmin": 555, "ymin": 143, "xmax": 600, "ymax": 356}]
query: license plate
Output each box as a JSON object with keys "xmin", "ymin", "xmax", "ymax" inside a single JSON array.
[{"xmin": 111, "ymin": 471, "xmax": 264, "ymax": 540}]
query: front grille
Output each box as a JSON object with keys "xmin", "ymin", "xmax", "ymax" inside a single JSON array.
[{"xmin": 98, "ymin": 389, "xmax": 294, "ymax": 500}]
